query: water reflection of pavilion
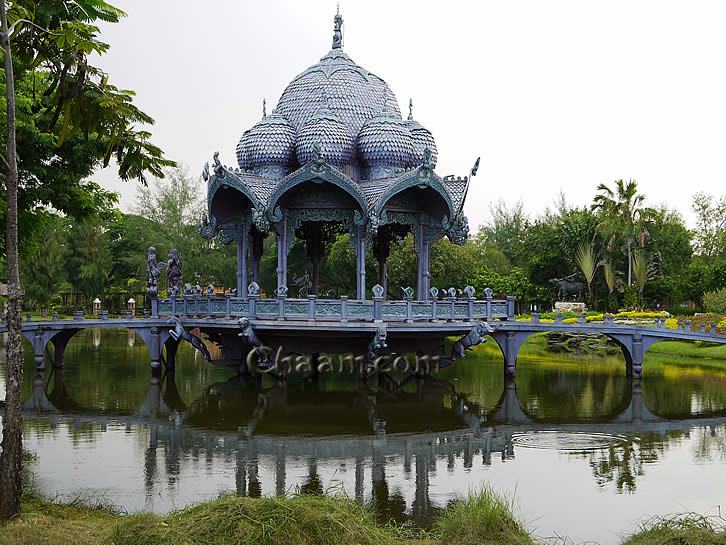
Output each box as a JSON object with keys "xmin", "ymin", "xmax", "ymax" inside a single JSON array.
[{"xmin": 22, "ymin": 371, "xmax": 726, "ymax": 525}]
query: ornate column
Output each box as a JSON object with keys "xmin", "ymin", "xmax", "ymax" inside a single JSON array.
[
  {"xmin": 303, "ymin": 223, "xmax": 323, "ymax": 296},
  {"xmin": 416, "ymin": 224, "xmax": 426, "ymax": 301},
  {"xmin": 373, "ymin": 232, "xmax": 392, "ymax": 300},
  {"xmin": 276, "ymin": 210, "xmax": 289, "ymax": 293},
  {"xmin": 250, "ymin": 230, "xmax": 264, "ymax": 285},
  {"xmin": 355, "ymin": 224, "xmax": 366, "ymax": 300},
  {"xmin": 236, "ymin": 219, "xmax": 249, "ymax": 298}
]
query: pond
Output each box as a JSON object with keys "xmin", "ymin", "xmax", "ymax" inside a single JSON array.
[{"xmin": 1, "ymin": 329, "xmax": 725, "ymax": 544}]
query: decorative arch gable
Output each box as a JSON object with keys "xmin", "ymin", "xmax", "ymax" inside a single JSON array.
[
  {"xmin": 267, "ymin": 158, "xmax": 368, "ymax": 214},
  {"xmin": 374, "ymin": 167, "xmax": 456, "ymax": 221}
]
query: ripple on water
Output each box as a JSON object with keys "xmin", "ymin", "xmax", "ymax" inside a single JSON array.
[{"xmin": 511, "ymin": 430, "xmax": 633, "ymax": 452}]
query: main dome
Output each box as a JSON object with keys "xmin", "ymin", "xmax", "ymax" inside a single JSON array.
[{"xmin": 275, "ymin": 48, "xmax": 401, "ymax": 139}]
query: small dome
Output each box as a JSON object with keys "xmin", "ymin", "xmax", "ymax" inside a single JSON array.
[
  {"xmin": 405, "ymin": 120, "xmax": 437, "ymax": 168},
  {"xmin": 236, "ymin": 110, "xmax": 296, "ymax": 173},
  {"xmin": 357, "ymin": 106, "xmax": 414, "ymax": 178},
  {"xmin": 296, "ymin": 108, "xmax": 355, "ymax": 168}
]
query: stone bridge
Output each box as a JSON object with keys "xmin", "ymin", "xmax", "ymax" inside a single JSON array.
[{"xmin": 3, "ymin": 303, "xmax": 724, "ymax": 379}]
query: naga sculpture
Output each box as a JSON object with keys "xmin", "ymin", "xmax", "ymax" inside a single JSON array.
[
  {"xmin": 452, "ymin": 321, "xmax": 495, "ymax": 360},
  {"xmin": 168, "ymin": 318, "xmax": 211, "ymax": 361},
  {"xmin": 366, "ymin": 325, "xmax": 388, "ymax": 368},
  {"xmin": 166, "ymin": 249, "xmax": 183, "ymax": 294}
]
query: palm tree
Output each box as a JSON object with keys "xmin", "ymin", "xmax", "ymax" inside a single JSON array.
[
  {"xmin": 574, "ymin": 241, "xmax": 598, "ymax": 303},
  {"xmin": 591, "ymin": 180, "xmax": 654, "ymax": 287},
  {"xmin": 602, "ymin": 259, "xmax": 620, "ymax": 312}
]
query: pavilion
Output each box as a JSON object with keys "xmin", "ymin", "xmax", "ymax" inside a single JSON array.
[{"xmin": 199, "ymin": 10, "xmax": 474, "ymax": 301}]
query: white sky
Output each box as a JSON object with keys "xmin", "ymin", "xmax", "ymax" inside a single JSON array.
[{"xmin": 95, "ymin": 0, "xmax": 726, "ymax": 230}]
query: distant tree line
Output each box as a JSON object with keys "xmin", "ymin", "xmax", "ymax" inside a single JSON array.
[{"xmin": 14, "ymin": 167, "xmax": 726, "ymax": 314}]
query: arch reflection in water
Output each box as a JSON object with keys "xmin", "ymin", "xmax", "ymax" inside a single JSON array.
[{"xmin": 19, "ymin": 361, "xmax": 726, "ymax": 527}]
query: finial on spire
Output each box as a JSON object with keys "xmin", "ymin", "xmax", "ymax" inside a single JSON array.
[
  {"xmin": 262, "ymin": 98, "xmax": 267, "ymax": 118},
  {"xmin": 332, "ymin": 5, "xmax": 343, "ymax": 49},
  {"xmin": 408, "ymin": 98, "xmax": 414, "ymax": 121}
]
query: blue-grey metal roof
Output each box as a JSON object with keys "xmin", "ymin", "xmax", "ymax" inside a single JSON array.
[
  {"xmin": 275, "ymin": 48, "xmax": 400, "ymax": 138},
  {"xmin": 357, "ymin": 106, "xmax": 415, "ymax": 174},
  {"xmin": 296, "ymin": 108, "xmax": 355, "ymax": 168},
  {"xmin": 236, "ymin": 111, "xmax": 296, "ymax": 170}
]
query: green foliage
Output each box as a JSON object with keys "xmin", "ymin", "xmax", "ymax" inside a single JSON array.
[
  {"xmin": 133, "ymin": 166, "xmax": 236, "ymax": 290},
  {"xmin": 433, "ymin": 488, "xmax": 536, "ymax": 545},
  {"xmin": 575, "ymin": 241, "xmax": 598, "ymax": 297},
  {"xmin": 111, "ymin": 495, "xmax": 399, "ymax": 545},
  {"xmin": 21, "ymin": 215, "xmax": 67, "ymax": 309},
  {"xmin": 703, "ymin": 288, "xmax": 726, "ymax": 314},
  {"xmin": 623, "ymin": 514, "xmax": 726, "ymax": 545},
  {"xmin": 691, "ymin": 192, "xmax": 726, "ymax": 260},
  {"xmin": 0, "ymin": 0, "xmax": 174, "ymax": 263},
  {"xmin": 64, "ymin": 218, "xmax": 112, "ymax": 299}
]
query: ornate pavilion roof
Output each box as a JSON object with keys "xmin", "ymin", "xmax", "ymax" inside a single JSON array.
[{"xmin": 204, "ymin": 10, "xmax": 475, "ymax": 244}]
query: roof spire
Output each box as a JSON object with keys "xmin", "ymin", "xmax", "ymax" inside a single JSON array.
[
  {"xmin": 262, "ymin": 98, "xmax": 267, "ymax": 118},
  {"xmin": 408, "ymin": 98, "xmax": 414, "ymax": 121},
  {"xmin": 332, "ymin": 4, "xmax": 343, "ymax": 49}
]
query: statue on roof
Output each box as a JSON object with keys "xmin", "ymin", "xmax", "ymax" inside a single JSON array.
[{"xmin": 332, "ymin": 6, "xmax": 343, "ymax": 49}]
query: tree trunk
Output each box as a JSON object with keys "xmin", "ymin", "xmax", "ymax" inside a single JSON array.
[
  {"xmin": 627, "ymin": 240, "xmax": 632, "ymax": 287},
  {"xmin": 0, "ymin": 2, "xmax": 24, "ymax": 520}
]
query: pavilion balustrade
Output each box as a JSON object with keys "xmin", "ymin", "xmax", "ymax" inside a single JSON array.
[{"xmin": 153, "ymin": 288, "xmax": 514, "ymax": 323}]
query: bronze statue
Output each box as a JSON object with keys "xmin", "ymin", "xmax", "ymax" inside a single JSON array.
[
  {"xmin": 166, "ymin": 249, "xmax": 182, "ymax": 295},
  {"xmin": 146, "ymin": 247, "xmax": 166, "ymax": 297}
]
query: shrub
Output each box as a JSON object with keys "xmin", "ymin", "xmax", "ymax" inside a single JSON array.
[
  {"xmin": 703, "ymin": 288, "xmax": 726, "ymax": 314},
  {"xmin": 433, "ymin": 488, "xmax": 536, "ymax": 545},
  {"xmin": 112, "ymin": 495, "xmax": 399, "ymax": 545}
]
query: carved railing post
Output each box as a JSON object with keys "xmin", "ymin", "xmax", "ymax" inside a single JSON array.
[
  {"xmin": 711, "ymin": 323, "xmax": 718, "ymax": 335},
  {"xmin": 603, "ymin": 314, "xmax": 614, "ymax": 325},
  {"xmin": 447, "ymin": 287, "xmax": 457, "ymax": 322},
  {"xmin": 484, "ymin": 287, "xmax": 493, "ymax": 320},
  {"xmin": 531, "ymin": 312, "xmax": 540, "ymax": 323},
  {"xmin": 405, "ymin": 293, "xmax": 413, "ymax": 323},
  {"xmin": 507, "ymin": 296, "xmax": 516, "ymax": 321},
  {"xmin": 430, "ymin": 287, "xmax": 439, "ymax": 321},
  {"xmin": 464, "ymin": 286, "xmax": 475, "ymax": 321},
  {"xmin": 555, "ymin": 312, "xmax": 564, "ymax": 325},
  {"xmin": 341, "ymin": 295, "xmax": 349, "ymax": 323},
  {"xmin": 151, "ymin": 297, "xmax": 159, "ymax": 319},
  {"xmin": 308, "ymin": 295, "xmax": 317, "ymax": 321},
  {"xmin": 685, "ymin": 319, "xmax": 692, "ymax": 332},
  {"xmin": 577, "ymin": 313, "xmax": 586, "ymax": 325},
  {"xmin": 372, "ymin": 285, "xmax": 384, "ymax": 322},
  {"xmin": 171, "ymin": 297, "xmax": 177, "ymax": 316},
  {"xmin": 226, "ymin": 296, "xmax": 232, "ymax": 318}
]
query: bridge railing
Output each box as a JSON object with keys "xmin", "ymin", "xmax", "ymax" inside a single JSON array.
[{"xmin": 152, "ymin": 287, "xmax": 515, "ymax": 323}]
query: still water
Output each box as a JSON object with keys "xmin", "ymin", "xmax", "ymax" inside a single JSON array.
[{"xmin": 1, "ymin": 329, "xmax": 725, "ymax": 544}]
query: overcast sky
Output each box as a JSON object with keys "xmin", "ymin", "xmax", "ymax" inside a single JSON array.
[{"xmin": 95, "ymin": 0, "xmax": 726, "ymax": 230}]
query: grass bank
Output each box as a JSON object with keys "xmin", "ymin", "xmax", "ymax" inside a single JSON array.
[{"xmin": 2, "ymin": 490, "xmax": 724, "ymax": 545}]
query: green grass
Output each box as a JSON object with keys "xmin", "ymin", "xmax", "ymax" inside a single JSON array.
[
  {"xmin": 2, "ymin": 488, "xmax": 725, "ymax": 545},
  {"xmin": 647, "ymin": 340, "xmax": 726, "ymax": 360},
  {"xmin": 112, "ymin": 494, "xmax": 400, "ymax": 545},
  {"xmin": 622, "ymin": 514, "xmax": 726, "ymax": 544},
  {"xmin": 432, "ymin": 488, "xmax": 536, "ymax": 545}
]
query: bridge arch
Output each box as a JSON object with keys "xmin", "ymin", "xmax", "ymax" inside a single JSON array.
[
  {"xmin": 489, "ymin": 328, "xmax": 646, "ymax": 378},
  {"xmin": 21, "ymin": 325, "xmax": 172, "ymax": 372}
]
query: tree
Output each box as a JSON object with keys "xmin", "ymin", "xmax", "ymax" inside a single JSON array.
[
  {"xmin": 482, "ymin": 199, "xmax": 528, "ymax": 264},
  {"xmin": 0, "ymin": 0, "xmax": 23, "ymax": 519},
  {"xmin": 602, "ymin": 260, "xmax": 619, "ymax": 311},
  {"xmin": 592, "ymin": 179, "xmax": 654, "ymax": 287},
  {"xmin": 22, "ymin": 215, "xmax": 67, "ymax": 308},
  {"xmin": 1, "ymin": 0, "xmax": 173, "ymax": 518},
  {"xmin": 574, "ymin": 241, "xmax": 598, "ymax": 303},
  {"xmin": 691, "ymin": 192, "xmax": 726, "ymax": 260},
  {"xmin": 65, "ymin": 218, "xmax": 112, "ymax": 299},
  {"xmin": 632, "ymin": 249, "xmax": 656, "ymax": 303},
  {"xmin": 134, "ymin": 166, "xmax": 237, "ymax": 290}
]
